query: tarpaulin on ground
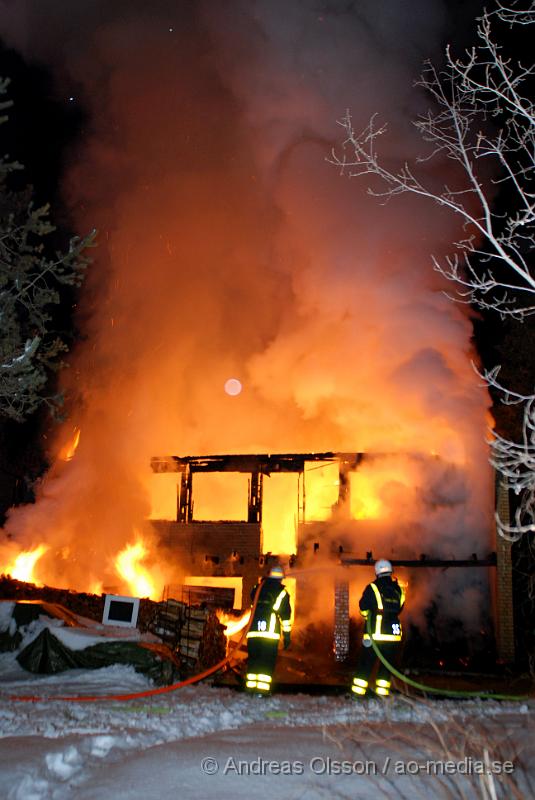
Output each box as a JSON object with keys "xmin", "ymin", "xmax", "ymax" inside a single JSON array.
[
  {"xmin": 0, "ymin": 600, "xmax": 179, "ymax": 684},
  {"xmin": 17, "ymin": 628, "xmax": 176, "ymax": 683}
]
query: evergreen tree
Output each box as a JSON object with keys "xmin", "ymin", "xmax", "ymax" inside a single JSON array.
[{"xmin": 0, "ymin": 78, "xmax": 94, "ymax": 422}]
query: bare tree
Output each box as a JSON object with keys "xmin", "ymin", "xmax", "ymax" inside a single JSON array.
[
  {"xmin": 0, "ymin": 78, "xmax": 95, "ymax": 422},
  {"xmin": 330, "ymin": 2, "xmax": 535, "ymax": 540}
]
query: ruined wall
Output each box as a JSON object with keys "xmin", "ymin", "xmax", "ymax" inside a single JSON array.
[{"xmin": 151, "ymin": 521, "xmax": 261, "ymax": 609}]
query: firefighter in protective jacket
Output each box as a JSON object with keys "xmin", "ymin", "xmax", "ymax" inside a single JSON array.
[
  {"xmin": 351, "ymin": 559, "xmax": 405, "ymax": 698},
  {"xmin": 245, "ymin": 565, "xmax": 292, "ymax": 695}
]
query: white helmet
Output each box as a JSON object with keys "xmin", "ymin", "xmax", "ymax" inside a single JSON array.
[
  {"xmin": 374, "ymin": 559, "xmax": 392, "ymax": 577},
  {"xmin": 269, "ymin": 565, "xmax": 285, "ymax": 580}
]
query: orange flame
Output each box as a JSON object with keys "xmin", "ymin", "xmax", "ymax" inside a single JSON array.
[
  {"xmin": 349, "ymin": 472, "xmax": 384, "ymax": 519},
  {"xmin": 115, "ymin": 538, "xmax": 155, "ymax": 598},
  {"xmin": 218, "ymin": 609, "xmax": 251, "ymax": 637},
  {"xmin": 59, "ymin": 427, "xmax": 81, "ymax": 462},
  {"xmin": 6, "ymin": 544, "xmax": 49, "ymax": 585}
]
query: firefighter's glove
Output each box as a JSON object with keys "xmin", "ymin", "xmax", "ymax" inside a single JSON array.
[{"xmin": 283, "ymin": 632, "xmax": 291, "ymax": 650}]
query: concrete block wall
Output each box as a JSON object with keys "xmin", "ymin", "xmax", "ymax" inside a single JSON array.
[{"xmin": 151, "ymin": 520, "xmax": 261, "ymax": 609}]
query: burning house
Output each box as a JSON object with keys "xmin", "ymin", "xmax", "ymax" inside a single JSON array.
[
  {"xmin": 0, "ymin": 1, "xmax": 517, "ymax": 676},
  {"xmin": 149, "ymin": 451, "xmax": 514, "ymax": 665}
]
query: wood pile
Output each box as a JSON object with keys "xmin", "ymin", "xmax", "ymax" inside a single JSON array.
[
  {"xmin": 0, "ymin": 576, "xmax": 107, "ymax": 622},
  {"xmin": 153, "ymin": 595, "xmax": 226, "ymax": 674}
]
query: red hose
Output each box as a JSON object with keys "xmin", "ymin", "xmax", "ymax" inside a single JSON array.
[{"xmin": 8, "ymin": 652, "xmax": 234, "ymax": 703}]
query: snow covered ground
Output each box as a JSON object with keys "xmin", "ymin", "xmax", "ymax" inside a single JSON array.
[{"xmin": 0, "ymin": 651, "xmax": 533, "ymax": 800}]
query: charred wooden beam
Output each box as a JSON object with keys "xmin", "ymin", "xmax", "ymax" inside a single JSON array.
[
  {"xmin": 151, "ymin": 452, "xmax": 365, "ymax": 475},
  {"xmin": 177, "ymin": 467, "xmax": 192, "ymax": 523},
  {"xmin": 340, "ymin": 553, "xmax": 497, "ymax": 568},
  {"xmin": 248, "ymin": 471, "xmax": 263, "ymax": 523}
]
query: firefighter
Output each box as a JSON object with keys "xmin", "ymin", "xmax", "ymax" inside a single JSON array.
[
  {"xmin": 351, "ymin": 559, "xmax": 405, "ymax": 698},
  {"xmin": 245, "ymin": 565, "xmax": 292, "ymax": 695}
]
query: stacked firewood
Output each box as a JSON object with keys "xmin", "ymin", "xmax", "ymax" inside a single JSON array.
[{"xmin": 152, "ymin": 596, "xmax": 226, "ymax": 674}]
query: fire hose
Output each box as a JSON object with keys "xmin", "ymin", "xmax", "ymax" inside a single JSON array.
[
  {"xmin": 7, "ymin": 584, "xmax": 265, "ymax": 704},
  {"xmin": 366, "ymin": 617, "xmax": 531, "ymax": 702},
  {"xmin": 5, "ymin": 592, "xmax": 531, "ymax": 704}
]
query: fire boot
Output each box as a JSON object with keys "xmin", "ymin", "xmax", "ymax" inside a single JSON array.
[{"xmin": 350, "ymin": 676, "xmax": 370, "ymax": 699}]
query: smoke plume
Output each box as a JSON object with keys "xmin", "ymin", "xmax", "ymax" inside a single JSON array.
[{"xmin": 0, "ymin": 0, "xmax": 492, "ymax": 630}]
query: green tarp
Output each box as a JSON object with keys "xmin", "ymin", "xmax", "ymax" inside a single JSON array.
[
  {"xmin": 0, "ymin": 601, "xmax": 179, "ymax": 685},
  {"xmin": 17, "ymin": 627, "xmax": 176, "ymax": 683}
]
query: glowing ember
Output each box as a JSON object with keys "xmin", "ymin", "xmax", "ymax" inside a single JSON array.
[
  {"xmin": 59, "ymin": 427, "xmax": 81, "ymax": 461},
  {"xmin": 224, "ymin": 378, "xmax": 242, "ymax": 396},
  {"xmin": 115, "ymin": 539, "xmax": 155, "ymax": 598},
  {"xmin": 7, "ymin": 545, "xmax": 48, "ymax": 585}
]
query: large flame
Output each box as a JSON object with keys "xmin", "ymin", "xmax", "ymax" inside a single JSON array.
[
  {"xmin": 115, "ymin": 538, "xmax": 156, "ymax": 599},
  {"xmin": 6, "ymin": 545, "xmax": 49, "ymax": 585}
]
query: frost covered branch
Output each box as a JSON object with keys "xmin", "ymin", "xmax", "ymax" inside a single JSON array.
[{"xmin": 330, "ymin": 6, "xmax": 535, "ymax": 317}]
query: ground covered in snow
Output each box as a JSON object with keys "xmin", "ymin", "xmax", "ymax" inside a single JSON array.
[{"xmin": 0, "ymin": 650, "xmax": 533, "ymax": 800}]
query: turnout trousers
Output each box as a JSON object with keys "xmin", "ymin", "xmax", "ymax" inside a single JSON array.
[
  {"xmin": 351, "ymin": 640, "xmax": 400, "ymax": 697},
  {"xmin": 245, "ymin": 637, "xmax": 279, "ymax": 694}
]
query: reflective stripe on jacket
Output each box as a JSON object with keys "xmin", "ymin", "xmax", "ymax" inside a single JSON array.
[
  {"xmin": 360, "ymin": 575, "xmax": 404, "ymax": 642},
  {"xmin": 247, "ymin": 578, "xmax": 292, "ymax": 641}
]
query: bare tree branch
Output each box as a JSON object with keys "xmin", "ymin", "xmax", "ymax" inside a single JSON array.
[{"xmin": 330, "ymin": 3, "xmax": 535, "ymax": 539}]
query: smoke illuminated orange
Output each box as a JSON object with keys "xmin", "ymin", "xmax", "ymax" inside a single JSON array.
[{"xmin": 0, "ymin": 4, "xmax": 494, "ymax": 632}]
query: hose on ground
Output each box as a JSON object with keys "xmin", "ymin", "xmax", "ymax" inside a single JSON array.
[{"xmin": 366, "ymin": 617, "xmax": 531, "ymax": 702}]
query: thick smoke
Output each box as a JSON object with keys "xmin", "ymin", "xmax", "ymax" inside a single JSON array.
[{"xmin": 0, "ymin": 0, "xmax": 493, "ymax": 628}]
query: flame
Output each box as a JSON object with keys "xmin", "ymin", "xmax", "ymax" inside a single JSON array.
[
  {"xmin": 115, "ymin": 538, "xmax": 155, "ymax": 598},
  {"xmin": 350, "ymin": 472, "xmax": 383, "ymax": 519},
  {"xmin": 59, "ymin": 427, "xmax": 81, "ymax": 461},
  {"xmin": 218, "ymin": 609, "xmax": 251, "ymax": 637},
  {"xmin": 262, "ymin": 473, "xmax": 299, "ymax": 553},
  {"xmin": 303, "ymin": 461, "xmax": 339, "ymax": 521},
  {"xmin": 6, "ymin": 544, "xmax": 49, "ymax": 584}
]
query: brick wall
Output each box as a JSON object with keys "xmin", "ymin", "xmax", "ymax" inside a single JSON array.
[
  {"xmin": 495, "ymin": 477, "xmax": 515, "ymax": 662},
  {"xmin": 151, "ymin": 521, "xmax": 261, "ymax": 609}
]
